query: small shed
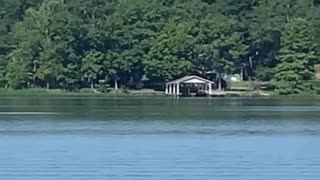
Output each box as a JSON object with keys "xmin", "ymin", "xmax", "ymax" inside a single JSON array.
[{"xmin": 165, "ymin": 75, "xmax": 216, "ymax": 96}]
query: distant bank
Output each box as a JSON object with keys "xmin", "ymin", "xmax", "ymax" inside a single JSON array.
[{"xmin": 0, "ymin": 88, "xmax": 274, "ymax": 97}]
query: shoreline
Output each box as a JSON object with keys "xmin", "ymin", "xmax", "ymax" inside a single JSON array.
[
  {"xmin": 0, "ymin": 88, "xmax": 299, "ymax": 98},
  {"xmin": 0, "ymin": 88, "xmax": 165, "ymax": 97}
]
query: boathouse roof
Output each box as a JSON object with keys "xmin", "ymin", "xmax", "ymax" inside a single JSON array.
[{"xmin": 166, "ymin": 75, "xmax": 215, "ymax": 85}]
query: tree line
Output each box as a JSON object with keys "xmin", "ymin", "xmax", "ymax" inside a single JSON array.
[{"xmin": 0, "ymin": 0, "xmax": 320, "ymax": 94}]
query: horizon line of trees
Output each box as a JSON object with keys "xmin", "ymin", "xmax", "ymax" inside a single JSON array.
[{"xmin": 0, "ymin": 0, "xmax": 320, "ymax": 94}]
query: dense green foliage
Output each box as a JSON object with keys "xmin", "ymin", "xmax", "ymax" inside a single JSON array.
[
  {"xmin": 274, "ymin": 18, "xmax": 317, "ymax": 94},
  {"xmin": 0, "ymin": 0, "xmax": 319, "ymax": 94}
]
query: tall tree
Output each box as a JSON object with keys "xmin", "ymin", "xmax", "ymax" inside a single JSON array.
[
  {"xmin": 81, "ymin": 50, "xmax": 104, "ymax": 89},
  {"xmin": 144, "ymin": 22, "xmax": 193, "ymax": 83},
  {"xmin": 273, "ymin": 18, "xmax": 317, "ymax": 95},
  {"xmin": 9, "ymin": 0, "xmax": 81, "ymax": 89},
  {"xmin": 194, "ymin": 14, "xmax": 247, "ymax": 76}
]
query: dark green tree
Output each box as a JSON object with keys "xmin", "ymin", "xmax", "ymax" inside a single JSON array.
[
  {"xmin": 273, "ymin": 18, "xmax": 317, "ymax": 95},
  {"xmin": 144, "ymin": 22, "xmax": 193, "ymax": 82}
]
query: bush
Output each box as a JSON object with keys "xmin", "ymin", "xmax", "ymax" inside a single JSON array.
[
  {"xmin": 256, "ymin": 67, "xmax": 274, "ymax": 81},
  {"xmin": 97, "ymin": 82, "xmax": 111, "ymax": 93},
  {"xmin": 310, "ymin": 80, "xmax": 320, "ymax": 94}
]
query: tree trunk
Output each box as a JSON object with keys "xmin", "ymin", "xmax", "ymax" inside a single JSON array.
[
  {"xmin": 218, "ymin": 75, "xmax": 222, "ymax": 91},
  {"xmin": 91, "ymin": 81, "xmax": 94, "ymax": 89},
  {"xmin": 240, "ymin": 69, "xmax": 244, "ymax": 81},
  {"xmin": 114, "ymin": 79, "xmax": 118, "ymax": 91},
  {"xmin": 32, "ymin": 62, "xmax": 37, "ymax": 88}
]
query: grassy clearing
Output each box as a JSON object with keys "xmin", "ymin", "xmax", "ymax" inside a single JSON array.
[{"xmin": 0, "ymin": 88, "xmax": 122, "ymax": 97}]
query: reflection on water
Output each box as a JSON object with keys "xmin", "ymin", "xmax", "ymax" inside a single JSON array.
[{"xmin": 0, "ymin": 97, "xmax": 320, "ymax": 180}]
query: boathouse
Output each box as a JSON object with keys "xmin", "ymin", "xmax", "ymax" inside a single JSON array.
[{"xmin": 165, "ymin": 75, "xmax": 216, "ymax": 96}]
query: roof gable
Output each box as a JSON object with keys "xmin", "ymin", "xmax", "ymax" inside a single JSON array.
[
  {"xmin": 184, "ymin": 77, "xmax": 209, "ymax": 84},
  {"xmin": 167, "ymin": 75, "xmax": 214, "ymax": 84}
]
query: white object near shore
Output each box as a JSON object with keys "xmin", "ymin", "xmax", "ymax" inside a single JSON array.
[{"xmin": 165, "ymin": 75, "xmax": 216, "ymax": 96}]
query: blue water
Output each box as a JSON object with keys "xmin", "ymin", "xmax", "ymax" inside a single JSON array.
[{"xmin": 0, "ymin": 97, "xmax": 320, "ymax": 180}]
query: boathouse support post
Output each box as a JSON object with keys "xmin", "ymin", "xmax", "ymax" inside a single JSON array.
[
  {"xmin": 165, "ymin": 84, "xmax": 169, "ymax": 95},
  {"xmin": 177, "ymin": 83, "xmax": 180, "ymax": 96},
  {"xmin": 169, "ymin": 84, "xmax": 172, "ymax": 95},
  {"xmin": 173, "ymin": 84, "xmax": 176, "ymax": 95},
  {"xmin": 208, "ymin": 83, "xmax": 212, "ymax": 96}
]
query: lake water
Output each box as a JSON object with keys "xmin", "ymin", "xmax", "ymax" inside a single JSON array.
[{"xmin": 0, "ymin": 96, "xmax": 320, "ymax": 180}]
